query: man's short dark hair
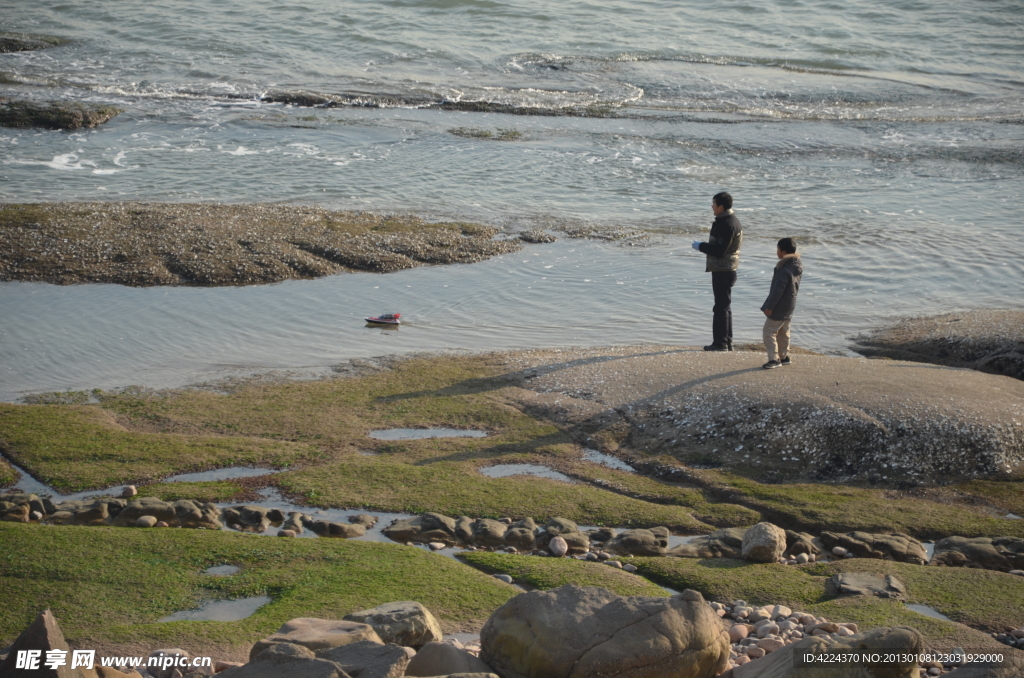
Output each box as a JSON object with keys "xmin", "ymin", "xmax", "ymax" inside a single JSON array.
[
  {"xmin": 778, "ymin": 237, "xmax": 797, "ymax": 254},
  {"xmin": 712, "ymin": 192, "xmax": 733, "ymax": 211}
]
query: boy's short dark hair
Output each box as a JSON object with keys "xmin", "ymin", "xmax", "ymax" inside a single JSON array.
[
  {"xmin": 712, "ymin": 192, "xmax": 733, "ymax": 211},
  {"xmin": 778, "ymin": 237, "xmax": 797, "ymax": 254}
]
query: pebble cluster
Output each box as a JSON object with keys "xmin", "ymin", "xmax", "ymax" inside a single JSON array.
[
  {"xmin": 0, "ymin": 202, "xmax": 525, "ymax": 286},
  {"xmin": 712, "ymin": 600, "xmax": 966, "ymax": 677}
]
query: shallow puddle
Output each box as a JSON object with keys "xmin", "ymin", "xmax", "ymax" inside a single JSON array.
[
  {"xmin": 158, "ymin": 595, "xmax": 271, "ymax": 622},
  {"xmin": 368, "ymin": 428, "xmax": 488, "ymax": 440},
  {"xmin": 203, "ymin": 565, "xmax": 241, "ymax": 576},
  {"xmin": 923, "ymin": 542, "xmax": 935, "ymax": 560},
  {"xmin": 582, "ymin": 448, "xmax": 635, "ymax": 473},
  {"xmin": 905, "ymin": 603, "xmax": 953, "ymax": 623},
  {"xmin": 1006, "ymin": 513, "xmax": 1022, "ymax": 520},
  {"xmin": 164, "ymin": 467, "xmax": 283, "ymax": 483},
  {"xmin": 478, "ymin": 464, "xmax": 574, "ymax": 483}
]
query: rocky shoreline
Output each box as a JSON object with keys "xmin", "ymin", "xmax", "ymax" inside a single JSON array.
[
  {"xmin": 854, "ymin": 310, "xmax": 1024, "ymax": 381},
  {"xmin": 0, "ymin": 202, "xmax": 527, "ymax": 286}
]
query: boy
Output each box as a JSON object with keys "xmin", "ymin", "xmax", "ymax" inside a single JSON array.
[{"xmin": 760, "ymin": 237, "xmax": 802, "ymax": 369}]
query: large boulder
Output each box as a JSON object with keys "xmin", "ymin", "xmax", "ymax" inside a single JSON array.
[
  {"xmin": 383, "ymin": 513, "xmax": 457, "ymax": 544},
  {"xmin": 480, "ymin": 585, "xmax": 729, "ymax": 678},
  {"xmin": 343, "ymin": 601, "xmax": 442, "ymax": 649},
  {"xmin": 741, "ymin": 523, "xmax": 787, "ymax": 563},
  {"xmin": 606, "ymin": 528, "xmax": 668, "ymax": 557},
  {"xmin": 721, "ymin": 626, "xmax": 923, "ymax": 678},
  {"xmin": 405, "ymin": 642, "xmax": 494, "ymax": 677},
  {"xmin": 0, "ymin": 608, "xmax": 99, "ymax": 678},
  {"xmin": 316, "ymin": 640, "xmax": 409, "ymax": 678},
  {"xmin": 249, "ymin": 618, "xmax": 383, "ymax": 661},
  {"xmin": 930, "ymin": 536, "xmax": 1024, "ymax": 572},
  {"xmin": 111, "ymin": 497, "xmax": 177, "ymax": 527},
  {"xmin": 667, "ymin": 528, "xmax": 746, "ymax": 559},
  {"xmin": 819, "ymin": 532, "xmax": 927, "ymax": 565}
]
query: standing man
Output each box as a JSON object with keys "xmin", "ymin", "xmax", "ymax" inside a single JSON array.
[{"xmin": 692, "ymin": 192, "xmax": 743, "ymax": 351}]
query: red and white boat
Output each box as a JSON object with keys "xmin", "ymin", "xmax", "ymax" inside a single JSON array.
[{"xmin": 365, "ymin": 313, "xmax": 401, "ymax": 325}]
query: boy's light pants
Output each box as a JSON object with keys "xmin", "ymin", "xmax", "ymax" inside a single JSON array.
[{"xmin": 763, "ymin": 317, "xmax": 791, "ymax": 362}]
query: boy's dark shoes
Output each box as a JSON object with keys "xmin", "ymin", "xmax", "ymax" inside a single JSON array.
[
  {"xmin": 704, "ymin": 344, "xmax": 729, "ymax": 352},
  {"xmin": 780, "ymin": 356, "xmax": 791, "ymax": 365},
  {"xmin": 763, "ymin": 360, "xmax": 781, "ymax": 369}
]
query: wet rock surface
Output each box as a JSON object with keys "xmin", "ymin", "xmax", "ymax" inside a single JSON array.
[
  {"xmin": 0, "ymin": 202, "xmax": 523, "ymax": 286},
  {"xmin": 854, "ymin": 310, "xmax": 1024, "ymax": 381},
  {"xmin": 0, "ymin": 99, "xmax": 122, "ymax": 130},
  {"xmin": 0, "ymin": 32, "xmax": 67, "ymax": 53}
]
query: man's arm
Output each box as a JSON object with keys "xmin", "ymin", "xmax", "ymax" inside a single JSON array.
[{"xmin": 697, "ymin": 221, "xmax": 737, "ymax": 258}]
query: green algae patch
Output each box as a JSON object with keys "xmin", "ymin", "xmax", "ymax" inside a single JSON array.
[
  {"xmin": 694, "ymin": 469, "xmax": 1024, "ymax": 540},
  {"xmin": 564, "ymin": 462, "xmax": 760, "ymax": 528},
  {"xmin": 0, "ymin": 404, "xmax": 312, "ymax": 492},
  {"xmin": 0, "ymin": 522, "xmax": 515, "ymax": 659},
  {"xmin": 459, "ymin": 551, "xmax": 669, "ymax": 597}
]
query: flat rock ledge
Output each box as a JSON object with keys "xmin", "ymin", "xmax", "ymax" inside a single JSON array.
[
  {"xmin": 0, "ymin": 99, "xmax": 122, "ymax": 130},
  {"xmin": 0, "ymin": 202, "xmax": 525, "ymax": 286},
  {"xmin": 503, "ymin": 347, "xmax": 1024, "ymax": 485},
  {"xmin": 854, "ymin": 310, "xmax": 1024, "ymax": 381}
]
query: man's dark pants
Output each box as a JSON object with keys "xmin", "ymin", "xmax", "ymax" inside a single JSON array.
[{"xmin": 711, "ymin": 270, "xmax": 736, "ymax": 348}]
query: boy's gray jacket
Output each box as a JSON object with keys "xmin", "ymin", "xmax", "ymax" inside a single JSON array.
[
  {"xmin": 699, "ymin": 212, "xmax": 742, "ymax": 272},
  {"xmin": 761, "ymin": 253, "xmax": 803, "ymax": 320}
]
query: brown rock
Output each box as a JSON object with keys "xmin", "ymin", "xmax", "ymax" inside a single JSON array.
[
  {"xmin": 316, "ymin": 640, "xmax": 409, "ymax": 678},
  {"xmin": 405, "ymin": 643, "xmax": 494, "ymax": 677},
  {"xmin": 741, "ymin": 523, "xmax": 787, "ymax": 563}
]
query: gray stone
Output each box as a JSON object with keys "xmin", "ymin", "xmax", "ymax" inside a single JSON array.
[
  {"xmin": 480, "ymin": 585, "xmax": 729, "ymax": 678},
  {"xmin": 605, "ymin": 528, "xmax": 666, "ymax": 557},
  {"xmin": 741, "ymin": 523, "xmax": 787, "ymax": 563},
  {"xmin": 493, "ymin": 574, "xmax": 513, "ymax": 584},
  {"xmin": 405, "ymin": 642, "xmax": 494, "ymax": 677},
  {"xmin": 343, "ymin": 601, "xmax": 442, "ymax": 649},
  {"xmin": 383, "ymin": 513, "xmax": 457, "ymax": 544},
  {"xmin": 135, "ymin": 515, "xmax": 158, "ymax": 528},
  {"xmin": 503, "ymin": 526, "xmax": 536, "ymax": 551},
  {"xmin": 316, "ymin": 640, "xmax": 409, "ymax": 678},
  {"xmin": 826, "ymin": 572, "xmax": 908, "ymax": 600},
  {"xmin": 548, "ymin": 536, "xmax": 568, "ymax": 557}
]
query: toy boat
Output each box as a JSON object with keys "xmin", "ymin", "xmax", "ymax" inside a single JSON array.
[{"xmin": 365, "ymin": 313, "xmax": 401, "ymax": 325}]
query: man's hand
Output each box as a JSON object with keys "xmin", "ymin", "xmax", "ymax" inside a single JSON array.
[
  {"xmin": 691, "ymin": 241, "xmax": 702, "ymax": 251},
  {"xmin": 764, "ymin": 308, "xmax": 772, "ymax": 317}
]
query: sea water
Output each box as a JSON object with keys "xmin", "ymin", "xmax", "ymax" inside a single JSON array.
[{"xmin": 1, "ymin": 0, "xmax": 1022, "ymax": 400}]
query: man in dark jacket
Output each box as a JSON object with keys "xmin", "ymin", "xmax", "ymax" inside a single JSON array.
[
  {"xmin": 692, "ymin": 192, "xmax": 742, "ymax": 351},
  {"xmin": 760, "ymin": 237, "xmax": 803, "ymax": 369}
]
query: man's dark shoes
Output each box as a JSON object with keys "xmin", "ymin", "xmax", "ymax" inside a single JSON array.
[
  {"xmin": 780, "ymin": 356, "xmax": 791, "ymax": 366},
  {"xmin": 763, "ymin": 360, "xmax": 781, "ymax": 369},
  {"xmin": 704, "ymin": 344, "xmax": 729, "ymax": 352}
]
